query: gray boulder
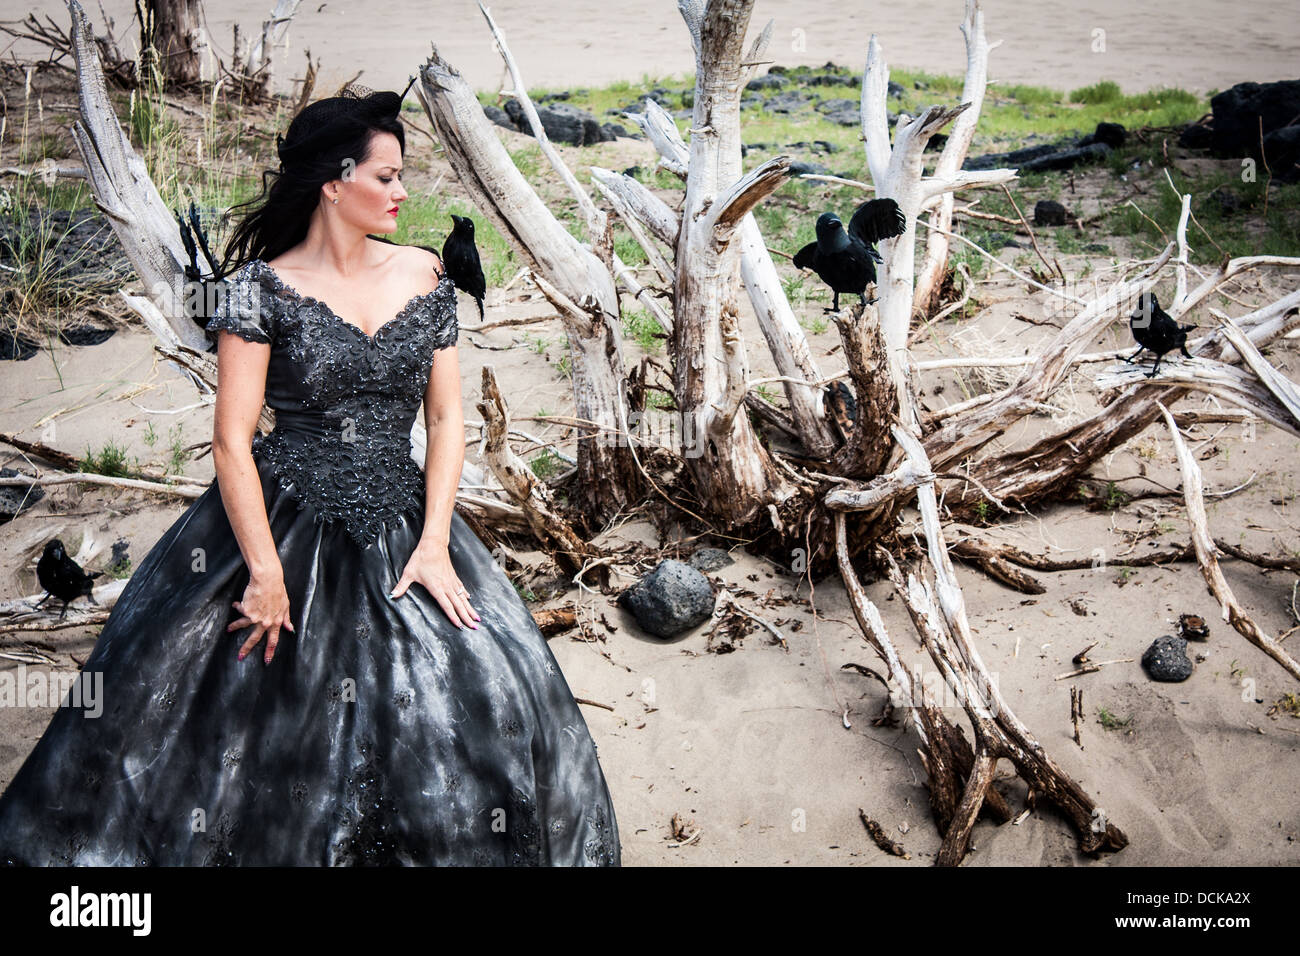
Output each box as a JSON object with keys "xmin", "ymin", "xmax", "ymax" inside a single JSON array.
[{"xmin": 617, "ymin": 559, "xmax": 716, "ymax": 638}]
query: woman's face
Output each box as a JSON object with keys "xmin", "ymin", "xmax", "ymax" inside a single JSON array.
[{"xmin": 327, "ymin": 130, "xmax": 408, "ymax": 234}]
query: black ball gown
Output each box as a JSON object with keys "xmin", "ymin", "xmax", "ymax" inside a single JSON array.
[{"xmin": 0, "ymin": 257, "xmax": 620, "ymax": 866}]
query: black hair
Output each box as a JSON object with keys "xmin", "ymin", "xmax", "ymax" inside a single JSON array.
[{"xmin": 216, "ymin": 87, "xmax": 408, "ymax": 278}]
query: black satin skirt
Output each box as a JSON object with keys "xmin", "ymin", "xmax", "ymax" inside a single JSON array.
[{"xmin": 0, "ymin": 450, "xmax": 620, "ymax": 866}]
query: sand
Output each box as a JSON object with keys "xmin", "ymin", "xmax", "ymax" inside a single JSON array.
[{"xmin": 9, "ymin": 0, "xmax": 1300, "ymax": 97}]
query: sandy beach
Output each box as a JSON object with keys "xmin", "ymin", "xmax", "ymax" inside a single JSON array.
[{"xmin": 10, "ymin": 0, "xmax": 1300, "ymax": 96}]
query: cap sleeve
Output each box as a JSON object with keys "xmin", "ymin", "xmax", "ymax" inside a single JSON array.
[
  {"xmin": 431, "ymin": 277, "xmax": 459, "ymax": 352},
  {"xmin": 204, "ymin": 262, "xmax": 275, "ymax": 346}
]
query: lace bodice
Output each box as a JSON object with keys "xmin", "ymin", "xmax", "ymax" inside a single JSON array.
[{"xmin": 204, "ymin": 257, "xmax": 459, "ymax": 547}]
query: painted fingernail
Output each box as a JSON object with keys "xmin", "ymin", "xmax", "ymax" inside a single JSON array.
[{"xmin": 237, "ymin": 652, "xmax": 246, "ymax": 661}]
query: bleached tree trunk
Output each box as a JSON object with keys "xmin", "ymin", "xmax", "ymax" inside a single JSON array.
[
  {"xmin": 618, "ymin": 96, "xmax": 839, "ymax": 459},
  {"xmin": 68, "ymin": 0, "xmax": 210, "ymax": 354},
  {"xmin": 860, "ymin": 4, "xmax": 1015, "ymax": 406},
  {"xmin": 912, "ymin": 0, "xmax": 1002, "ymax": 317},
  {"xmin": 668, "ymin": 0, "xmax": 796, "ymax": 526},
  {"xmin": 414, "ymin": 11, "xmax": 645, "ymax": 528}
]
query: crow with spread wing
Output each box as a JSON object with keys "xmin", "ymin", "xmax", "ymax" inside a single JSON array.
[{"xmin": 792, "ymin": 198, "xmax": 906, "ymax": 312}]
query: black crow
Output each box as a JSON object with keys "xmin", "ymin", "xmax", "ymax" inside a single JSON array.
[
  {"xmin": 442, "ymin": 214, "xmax": 486, "ymax": 320},
  {"xmin": 1125, "ymin": 292, "xmax": 1194, "ymax": 377},
  {"xmin": 793, "ymin": 198, "xmax": 906, "ymax": 312},
  {"xmin": 35, "ymin": 539, "xmax": 103, "ymax": 620},
  {"xmin": 175, "ymin": 201, "xmax": 222, "ymax": 329}
]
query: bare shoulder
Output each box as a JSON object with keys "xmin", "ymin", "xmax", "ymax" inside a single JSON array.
[{"xmin": 403, "ymin": 244, "xmax": 446, "ymax": 285}]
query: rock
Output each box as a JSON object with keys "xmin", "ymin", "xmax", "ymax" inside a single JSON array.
[
  {"xmin": 788, "ymin": 160, "xmax": 832, "ymax": 177},
  {"xmin": 1263, "ymin": 124, "xmax": 1300, "ymax": 182},
  {"xmin": 762, "ymin": 89, "xmax": 815, "ymax": 113},
  {"xmin": 787, "ymin": 139, "xmax": 840, "ymax": 153},
  {"xmin": 0, "ymin": 466, "xmax": 44, "ymax": 518},
  {"xmin": 814, "ymin": 97, "xmax": 855, "ymax": 114},
  {"xmin": 616, "ymin": 559, "xmax": 716, "ymax": 638},
  {"xmin": 819, "ymin": 102, "xmax": 862, "ymax": 127},
  {"xmin": 1142, "ymin": 634, "xmax": 1194, "ymax": 682},
  {"xmin": 1033, "ymin": 200, "xmax": 1068, "ymax": 226},
  {"xmin": 535, "ymin": 102, "xmax": 613, "ymax": 145},
  {"xmin": 807, "ymin": 73, "xmax": 856, "ymax": 88},
  {"xmin": 482, "ymin": 104, "xmax": 515, "ymax": 130},
  {"xmin": 888, "ymin": 80, "xmax": 905, "ymax": 97},
  {"xmin": 1178, "ymin": 121, "xmax": 1213, "ymax": 150},
  {"xmin": 686, "ymin": 548, "xmax": 734, "ymax": 572},
  {"xmin": 1082, "ymin": 121, "xmax": 1127, "ymax": 149},
  {"xmin": 746, "ymin": 73, "xmax": 786, "ymax": 91},
  {"xmin": 1019, "ymin": 142, "xmax": 1111, "ymax": 172},
  {"xmin": 1205, "ymin": 79, "xmax": 1300, "ymax": 158},
  {"xmin": 965, "ymin": 141, "xmax": 1067, "ymax": 170},
  {"xmin": 536, "ymin": 90, "xmax": 571, "ymax": 103},
  {"xmin": 925, "ymin": 133, "xmax": 948, "ymax": 152},
  {"xmin": 600, "ymin": 121, "xmax": 631, "ymax": 140}
]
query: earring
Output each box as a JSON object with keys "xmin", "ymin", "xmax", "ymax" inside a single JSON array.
[{"xmin": 331, "ymin": 195, "xmax": 339, "ymax": 204}]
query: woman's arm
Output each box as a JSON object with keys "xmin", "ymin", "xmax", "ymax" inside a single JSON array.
[
  {"xmin": 211, "ymin": 335, "xmax": 282, "ymax": 577},
  {"xmin": 419, "ymin": 340, "xmax": 465, "ymax": 548},
  {"xmin": 388, "ymin": 248, "xmax": 478, "ymax": 628}
]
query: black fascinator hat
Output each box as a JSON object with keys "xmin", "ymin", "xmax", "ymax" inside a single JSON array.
[{"xmin": 275, "ymin": 78, "xmax": 416, "ymax": 173}]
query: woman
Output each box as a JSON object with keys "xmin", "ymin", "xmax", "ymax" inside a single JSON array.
[{"xmin": 0, "ymin": 86, "xmax": 620, "ymax": 866}]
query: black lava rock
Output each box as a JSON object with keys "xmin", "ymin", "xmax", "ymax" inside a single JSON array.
[
  {"xmin": 616, "ymin": 559, "xmax": 716, "ymax": 638},
  {"xmin": 1083, "ymin": 121, "xmax": 1127, "ymax": 149},
  {"xmin": 763, "ymin": 90, "xmax": 815, "ymax": 113},
  {"xmin": 482, "ymin": 104, "xmax": 515, "ymax": 130},
  {"xmin": 0, "ymin": 466, "xmax": 45, "ymax": 518},
  {"xmin": 1142, "ymin": 634, "xmax": 1194, "ymax": 682},
  {"xmin": 788, "ymin": 160, "xmax": 832, "ymax": 177},
  {"xmin": 1263, "ymin": 125, "xmax": 1300, "ymax": 182},
  {"xmin": 1206, "ymin": 79, "xmax": 1300, "ymax": 158},
  {"xmin": 1020, "ymin": 142, "xmax": 1111, "ymax": 172},
  {"xmin": 1033, "ymin": 200, "xmax": 1068, "ymax": 226}
]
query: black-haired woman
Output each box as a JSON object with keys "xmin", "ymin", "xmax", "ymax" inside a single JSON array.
[{"xmin": 0, "ymin": 87, "xmax": 620, "ymax": 867}]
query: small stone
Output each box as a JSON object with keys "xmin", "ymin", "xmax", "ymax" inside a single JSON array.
[
  {"xmin": 1142, "ymin": 634, "xmax": 1194, "ymax": 682},
  {"xmin": 1033, "ymin": 200, "xmax": 1068, "ymax": 227}
]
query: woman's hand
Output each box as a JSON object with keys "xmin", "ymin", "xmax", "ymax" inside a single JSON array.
[
  {"xmin": 391, "ymin": 539, "xmax": 480, "ymax": 630},
  {"xmin": 228, "ymin": 567, "xmax": 295, "ymax": 663}
]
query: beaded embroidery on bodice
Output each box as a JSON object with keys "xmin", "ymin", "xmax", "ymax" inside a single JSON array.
[{"xmin": 204, "ymin": 257, "xmax": 459, "ymax": 548}]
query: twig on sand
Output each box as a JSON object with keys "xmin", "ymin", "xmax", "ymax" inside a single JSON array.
[{"xmin": 858, "ymin": 808, "xmax": 910, "ymax": 859}]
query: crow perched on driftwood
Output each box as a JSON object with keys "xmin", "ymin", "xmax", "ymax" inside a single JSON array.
[
  {"xmin": 35, "ymin": 539, "xmax": 103, "ymax": 620},
  {"xmin": 793, "ymin": 198, "xmax": 906, "ymax": 311},
  {"xmin": 442, "ymin": 214, "xmax": 486, "ymax": 320},
  {"xmin": 1126, "ymin": 291, "xmax": 1195, "ymax": 377}
]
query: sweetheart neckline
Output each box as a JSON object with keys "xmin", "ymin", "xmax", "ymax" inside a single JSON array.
[{"xmin": 252, "ymin": 258, "xmax": 451, "ymax": 345}]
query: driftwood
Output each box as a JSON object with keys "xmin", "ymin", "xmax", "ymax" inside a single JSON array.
[
  {"xmin": 948, "ymin": 535, "xmax": 1300, "ymax": 576},
  {"xmin": 476, "ymin": 367, "xmax": 592, "ymax": 577},
  {"xmin": 911, "ymin": 2, "xmax": 1003, "ymax": 318},
  {"xmin": 415, "ymin": 5, "xmax": 643, "ymax": 526},
  {"xmin": 1158, "ymin": 402, "xmax": 1300, "ymax": 681},
  {"xmin": 947, "ymin": 271, "xmax": 1300, "ymax": 516}
]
